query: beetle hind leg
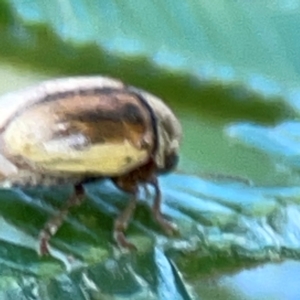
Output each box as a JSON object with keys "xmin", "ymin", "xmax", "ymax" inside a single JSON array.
[{"xmin": 39, "ymin": 183, "xmax": 85, "ymax": 256}]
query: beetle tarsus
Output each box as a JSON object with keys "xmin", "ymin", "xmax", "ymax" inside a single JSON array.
[
  {"xmin": 39, "ymin": 183, "xmax": 85, "ymax": 256},
  {"xmin": 113, "ymin": 231, "xmax": 137, "ymax": 251}
]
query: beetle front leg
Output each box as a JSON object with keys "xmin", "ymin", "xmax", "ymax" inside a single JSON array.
[
  {"xmin": 151, "ymin": 177, "xmax": 178, "ymax": 236},
  {"xmin": 39, "ymin": 183, "xmax": 85, "ymax": 256},
  {"xmin": 113, "ymin": 193, "xmax": 138, "ymax": 251}
]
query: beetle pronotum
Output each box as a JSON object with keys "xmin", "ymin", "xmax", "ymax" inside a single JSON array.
[{"xmin": 0, "ymin": 76, "xmax": 182, "ymax": 254}]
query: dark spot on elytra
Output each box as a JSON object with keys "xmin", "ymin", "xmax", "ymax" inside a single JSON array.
[
  {"xmin": 122, "ymin": 103, "xmax": 144, "ymax": 124},
  {"xmin": 125, "ymin": 156, "xmax": 133, "ymax": 164}
]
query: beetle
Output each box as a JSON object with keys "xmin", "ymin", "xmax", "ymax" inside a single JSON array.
[{"xmin": 0, "ymin": 76, "xmax": 182, "ymax": 255}]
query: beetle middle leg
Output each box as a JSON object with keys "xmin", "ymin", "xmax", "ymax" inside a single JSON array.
[
  {"xmin": 113, "ymin": 193, "xmax": 138, "ymax": 251},
  {"xmin": 112, "ymin": 172, "xmax": 144, "ymax": 250},
  {"xmin": 150, "ymin": 177, "xmax": 178, "ymax": 235},
  {"xmin": 39, "ymin": 183, "xmax": 85, "ymax": 255}
]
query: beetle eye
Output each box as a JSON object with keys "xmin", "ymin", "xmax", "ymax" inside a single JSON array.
[{"xmin": 158, "ymin": 152, "xmax": 179, "ymax": 174}]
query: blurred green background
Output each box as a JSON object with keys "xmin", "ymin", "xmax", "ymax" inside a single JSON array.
[{"xmin": 1, "ymin": 1, "xmax": 300, "ymax": 299}]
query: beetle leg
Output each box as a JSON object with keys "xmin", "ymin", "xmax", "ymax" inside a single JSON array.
[
  {"xmin": 113, "ymin": 194, "xmax": 138, "ymax": 251},
  {"xmin": 150, "ymin": 177, "xmax": 178, "ymax": 235},
  {"xmin": 39, "ymin": 183, "xmax": 85, "ymax": 256}
]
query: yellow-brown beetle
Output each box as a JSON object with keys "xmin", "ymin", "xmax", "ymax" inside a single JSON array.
[{"xmin": 0, "ymin": 76, "xmax": 182, "ymax": 255}]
